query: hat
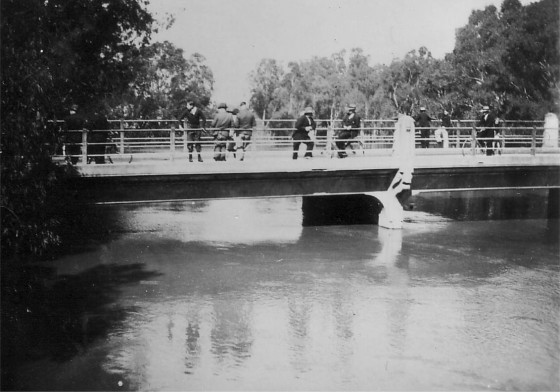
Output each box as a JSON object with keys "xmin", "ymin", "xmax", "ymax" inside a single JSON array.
[
  {"xmin": 481, "ymin": 105, "xmax": 490, "ymax": 112},
  {"xmin": 70, "ymin": 104, "xmax": 78, "ymax": 111},
  {"xmin": 218, "ymin": 102, "xmax": 227, "ymax": 109},
  {"xmin": 347, "ymin": 104, "xmax": 356, "ymax": 111},
  {"xmin": 231, "ymin": 108, "xmax": 239, "ymax": 115},
  {"xmin": 420, "ymin": 106, "xmax": 426, "ymax": 111},
  {"xmin": 304, "ymin": 106, "xmax": 314, "ymax": 114}
]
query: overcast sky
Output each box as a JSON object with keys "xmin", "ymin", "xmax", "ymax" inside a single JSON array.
[{"xmin": 148, "ymin": 0, "xmax": 534, "ymax": 106}]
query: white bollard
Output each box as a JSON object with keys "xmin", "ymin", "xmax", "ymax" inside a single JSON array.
[{"xmin": 543, "ymin": 113, "xmax": 559, "ymax": 148}]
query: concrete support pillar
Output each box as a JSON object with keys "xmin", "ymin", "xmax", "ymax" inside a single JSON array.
[{"xmin": 366, "ymin": 191, "xmax": 405, "ymax": 229}]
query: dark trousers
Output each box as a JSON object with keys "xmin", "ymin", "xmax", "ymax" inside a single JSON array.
[
  {"xmin": 292, "ymin": 131, "xmax": 314, "ymax": 159},
  {"xmin": 480, "ymin": 129, "xmax": 495, "ymax": 155},
  {"xmin": 335, "ymin": 130, "xmax": 352, "ymax": 157},
  {"xmin": 213, "ymin": 131, "xmax": 229, "ymax": 161},
  {"xmin": 187, "ymin": 131, "xmax": 201, "ymax": 153},
  {"xmin": 420, "ymin": 129, "xmax": 430, "ymax": 148}
]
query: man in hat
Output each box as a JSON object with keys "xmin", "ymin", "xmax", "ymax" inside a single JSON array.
[
  {"xmin": 178, "ymin": 99, "xmax": 206, "ymax": 162},
  {"xmin": 211, "ymin": 103, "xmax": 233, "ymax": 161},
  {"xmin": 292, "ymin": 106, "xmax": 316, "ymax": 159},
  {"xmin": 414, "ymin": 106, "xmax": 433, "ymax": 148},
  {"xmin": 477, "ymin": 105, "xmax": 499, "ymax": 155},
  {"xmin": 336, "ymin": 104, "xmax": 361, "ymax": 158}
]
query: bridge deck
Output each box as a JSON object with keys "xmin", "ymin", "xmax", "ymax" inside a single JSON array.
[{"xmin": 75, "ymin": 150, "xmax": 560, "ymax": 177}]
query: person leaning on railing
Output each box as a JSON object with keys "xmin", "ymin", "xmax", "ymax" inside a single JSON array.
[
  {"xmin": 235, "ymin": 101, "xmax": 257, "ymax": 161},
  {"xmin": 414, "ymin": 106, "xmax": 433, "ymax": 148},
  {"xmin": 211, "ymin": 103, "xmax": 234, "ymax": 161},
  {"xmin": 336, "ymin": 104, "xmax": 361, "ymax": 158},
  {"xmin": 63, "ymin": 104, "xmax": 86, "ymax": 165},
  {"xmin": 178, "ymin": 99, "xmax": 206, "ymax": 162},
  {"xmin": 292, "ymin": 107, "xmax": 316, "ymax": 160},
  {"xmin": 477, "ymin": 105, "xmax": 499, "ymax": 156}
]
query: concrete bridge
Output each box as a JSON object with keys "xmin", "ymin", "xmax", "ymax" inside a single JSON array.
[
  {"xmin": 58, "ymin": 114, "xmax": 560, "ymax": 228},
  {"xmin": 64, "ymin": 150, "xmax": 560, "ymax": 229}
]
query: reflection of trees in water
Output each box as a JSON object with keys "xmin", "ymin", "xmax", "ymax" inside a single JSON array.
[
  {"xmin": 210, "ymin": 298, "xmax": 253, "ymax": 368},
  {"xmin": 331, "ymin": 287, "xmax": 355, "ymax": 383},
  {"xmin": 1, "ymin": 262, "xmax": 161, "ymax": 390},
  {"xmin": 184, "ymin": 321, "xmax": 201, "ymax": 374}
]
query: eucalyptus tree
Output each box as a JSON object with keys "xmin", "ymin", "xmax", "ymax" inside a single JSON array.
[
  {"xmin": 450, "ymin": 0, "xmax": 558, "ymax": 119},
  {"xmin": 249, "ymin": 58, "xmax": 284, "ymax": 122},
  {"xmin": 346, "ymin": 48, "xmax": 377, "ymax": 118},
  {"xmin": 112, "ymin": 42, "xmax": 214, "ymax": 119}
]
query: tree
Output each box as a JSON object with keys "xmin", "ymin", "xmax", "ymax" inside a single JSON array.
[
  {"xmin": 450, "ymin": 0, "xmax": 559, "ymax": 119},
  {"xmin": 1, "ymin": 0, "xmax": 155, "ymax": 260},
  {"xmin": 111, "ymin": 42, "xmax": 214, "ymax": 119},
  {"xmin": 249, "ymin": 59, "xmax": 284, "ymax": 121}
]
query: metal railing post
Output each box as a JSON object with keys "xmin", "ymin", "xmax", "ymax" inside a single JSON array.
[
  {"xmin": 82, "ymin": 130, "xmax": 88, "ymax": 163},
  {"xmin": 170, "ymin": 127, "xmax": 175, "ymax": 161},
  {"xmin": 471, "ymin": 127, "xmax": 477, "ymax": 156},
  {"xmin": 119, "ymin": 120, "xmax": 125, "ymax": 154},
  {"xmin": 531, "ymin": 126, "xmax": 536, "ymax": 156}
]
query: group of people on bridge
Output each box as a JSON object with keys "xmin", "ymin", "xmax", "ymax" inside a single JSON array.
[{"xmin": 60, "ymin": 100, "xmax": 508, "ymax": 164}]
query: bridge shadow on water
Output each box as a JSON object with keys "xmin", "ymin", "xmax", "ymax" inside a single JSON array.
[{"xmin": 1, "ymin": 260, "xmax": 162, "ymax": 390}]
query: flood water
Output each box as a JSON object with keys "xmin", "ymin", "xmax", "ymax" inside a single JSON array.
[{"xmin": 7, "ymin": 191, "xmax": 560, "ymax": 391}]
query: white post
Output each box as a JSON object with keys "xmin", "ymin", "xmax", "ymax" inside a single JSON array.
[{"xmin": 543, "ymin": 113, "xmax": 559, "ymax": 148}]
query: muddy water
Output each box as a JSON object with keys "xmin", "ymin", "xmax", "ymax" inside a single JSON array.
[{"xmin": 9, "ymin": 193, "xmax": 560, "ymax": 391}]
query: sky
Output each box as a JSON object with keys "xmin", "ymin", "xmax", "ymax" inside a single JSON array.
[{"xmin": 147, "ymin": 0, "xmax": 535, "ymax": 106}]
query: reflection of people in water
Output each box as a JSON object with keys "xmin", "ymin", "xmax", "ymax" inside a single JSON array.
[
  {"xmin": 210, "ymin": 299, "xmax": 253, "ymax": 365},
  {"xmin": 185, "ymin": 322, "xmax": 200, "ymax": 372}
]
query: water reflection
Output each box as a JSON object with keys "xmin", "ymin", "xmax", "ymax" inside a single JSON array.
[{"xmin": 7, "ymin": 195, "xmax": 559, "ymax": 391}]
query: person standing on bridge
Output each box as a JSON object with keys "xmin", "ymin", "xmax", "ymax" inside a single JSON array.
[
  {"xmin": 179, "ymin": 100, "xmax": 206, "ymax": 162},
  {"xmin": 211, "ymin": 103, "xmax": 234, "ymax": 161},
  {"xmin": 63, "ymin": 104, "xmax": 86, "ymax": 165},
  {"xmin": 235, "ymin": 101, "xmax": 257, "ymax": 161},
  {"xmin": 336, "ymin": 104, "xmax": 362, "ymax": 158},
  {"xmin": 414, "ymin": 106, "xmax": 433, "ymax": 148},
  {"xmin": 86, "ymin": 107, "xmax": 111, "ymax": 164},
  {"xmin": 477, "ymin": 105, "xmax": 499, "ymax": 156},
  {"xmin": 292, "ymin": 107, "xmax": 316, "ymax": 159},
  {"xmin": 227, "ymin": 107, "xmax": 239, "ymax": 158}
]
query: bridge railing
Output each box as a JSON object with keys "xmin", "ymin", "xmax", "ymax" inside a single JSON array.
[{"xmin": 53, "ymin": 119, "xmax": 558, "ymax": 164}]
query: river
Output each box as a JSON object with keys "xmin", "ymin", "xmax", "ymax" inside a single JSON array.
[{"xmin": 7, "ymin": 190, "xmax": 560, "ymax": 391}]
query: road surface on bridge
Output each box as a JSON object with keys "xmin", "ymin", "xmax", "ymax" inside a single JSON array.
[{"xmin": 75, "ymin": 150, "xmax": 559, "ymax": 177}]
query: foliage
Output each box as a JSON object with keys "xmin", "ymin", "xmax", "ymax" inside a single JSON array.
[
  {"xmin": 249, "ymin": 59, "xmax": 284, "ymax": 121},
  {"xmin": 109, "ymin": 42, "xmax": 214, "ymax": 119},
  {"xmin": 248, "ymin": 0, "xmax": 558, "ymax": 121},
  {"xmin": 1, "ymin": 0, "xmax": 154, "ymax": 260}
]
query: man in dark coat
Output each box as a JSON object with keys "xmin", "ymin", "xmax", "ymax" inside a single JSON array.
[
  {"xmin": 178, "ymin": 100, "xmax": 206, "ymax": 162},
  {"xmin": 336, "ymin": 104, "xmax": 361, "ymax": 158},
  {"xmin": 414, "ymin": 106, "xmax": 433, "ymax": 148},
  {"xmin": 292, "ymin": 107, "xmax": 316, "ymax": 159},
  {"xmin": 86, "ymin": 109, "xmax": 111, "ymax": 164},
  {"xmin": 477, "ymin": 105, "xmax": 499, "ymax": 155},
  {"xmin": 63, "ymin": 104, "xmax": 86, "ymax": 164}
]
